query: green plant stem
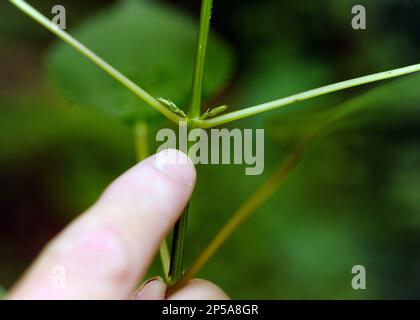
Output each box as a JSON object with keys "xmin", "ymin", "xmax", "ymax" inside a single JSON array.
[
  {"xmin": 9, "ymin": 0, "xmax": 182, "ymax": 124},
  {"xmin": 168, "ymin": 126, "xmax": 196, "ymax": 284},
  {"xmin": 189, "ymin": 0, "xmax": 213, "ymax": 119},
  {"xmin": 198, "ymin": 63, "xmax": 420, "ymax": 128},
  {"xmin": 159, "ymin": 241, "xmax": 171, "ymax": 282},
  {"xmin": 168, "ymin": 0, "xmax": 214, "ymax": 285},
  {"xmin": 168, "ymin": 203, "xmax": 190, "ymax": 284},
  {"xmin": 134, "ymin": 122, "xmax": 170, "ymax": 281},
  {"xmin": 134, "ymin": 122, "xmax": 150, "ymax": 161}
]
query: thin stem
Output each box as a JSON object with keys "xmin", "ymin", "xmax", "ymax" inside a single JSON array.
[
  {"xmin": 168, "ymin": 0, "xmax": 214, "ymax": 285},
  {"xmin": 168, "ymin": 124, "xmax": 196, "ymax": 284},
  {"xmin": 168, "ymin": 203, "xmax": 190, "ymax": 284},
  {"xmin": 189, "ymin": 0, "xmax": 213, "ymax": 119},
  {"xmin": 9, "ymin": 0, "xmax": 182, "ymax": 124},
  {"xmin": 134, "ymin": 122, "xmax": 170, "ymax": 281},
  {"xmin": 168, "ymin": 125, "xmax": 196, "ymax": 284},
  {"xmin": 134, "ymin": 122, "xmax": 150, "ymax": 161},
  {"xmin": 198, "ymin": 63, "xmax": 420, "ymax": 128},
  {"xmin": 159, "ymin": 241, "xmax": 171, "ymax": 282}
]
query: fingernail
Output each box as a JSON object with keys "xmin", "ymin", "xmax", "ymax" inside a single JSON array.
[
  {"xmin": 134, "ymin": 277, "xmax": 167, "ymax": 300},
  {"xmin": 154, "ymin": 149, "xmax": 196, "ymax": 186}
]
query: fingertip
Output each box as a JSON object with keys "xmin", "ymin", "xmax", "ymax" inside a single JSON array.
[
  {"xmin": 153, "ymin": 149, "xmax": 196, "ymax": 187},
  {"xmin": 98, "ymin": 148, "xmax": 196, "ymax": 211},
  {"xmin": 169, "ymin": 279, "xmax": 230, "ymax": 300},
  {"xmin": 133, "ymin": 277, "xmax": 167, "ymax": 300}
]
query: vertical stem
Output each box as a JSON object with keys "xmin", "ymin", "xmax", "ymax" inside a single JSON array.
[
  {"xmin": 168, "ymin": 135, "xmax": 195, "ymax": 284},
  {"xmin": 134, "ymin": 122, "xmax": 149, "ymax": 161},
  {"xmin": 159, "ymin": 241, "xmax": 171, "ymax": 282},
  {"xmin": 134, "ymin": 122, "xmax": 170, "ymax": 281},
  {"xmin": 169, "ymin": 203, "xmax": 190, "ymax": 283},
  {"xmin": 168, "ymin": 0, "xmax": 214, "ymax": 285},
  {"xmin": 189, "ymin": 0, "xmax": 213, "ymax": 119}
]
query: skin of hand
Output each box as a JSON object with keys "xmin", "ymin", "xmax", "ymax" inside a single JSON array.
[{"xmin": 7, "ymin": 149, "xmax": 229, "ymax": 300}]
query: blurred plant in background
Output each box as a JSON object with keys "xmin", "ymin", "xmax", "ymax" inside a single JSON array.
[{"xmin": 1, "ymin": 0, "xmax": 420, "ymax": 298}]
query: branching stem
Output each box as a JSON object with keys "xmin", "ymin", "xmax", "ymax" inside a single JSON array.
[
  {"xmin": 10, "ymin": 0, "xmax": 420, "ymax": 292},
  {"xmin": 168, "ymin": 0, "xmax": 214, "ymax": 285}
]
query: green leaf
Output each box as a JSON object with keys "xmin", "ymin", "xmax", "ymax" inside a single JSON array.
[
  {"xmin": 201, "ymin": 105, "xmax": 229, "ymax": 120},
  {"xmin": 47, "ymin": 0, "xmax": 233, "ymax": 125},
  {"xmin": 157, "ymin": 97, "xmax": 186, "ymax": 118}
]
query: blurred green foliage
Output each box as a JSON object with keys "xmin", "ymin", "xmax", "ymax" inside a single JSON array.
[
  {"xmin": 1, "ymin": 0, "xmax": 420, "ymax": 299},
  {"xmin": 48, "ymin": 0, "xmax": 233, "ymax": 125}
]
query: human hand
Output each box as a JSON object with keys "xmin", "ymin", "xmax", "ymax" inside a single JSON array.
[{"xmin": 7, "ymin": 149, "xmax": 228, "ymax": 300}]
